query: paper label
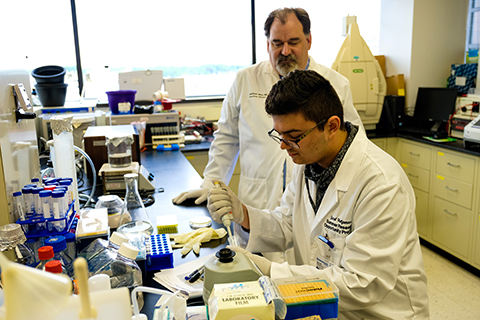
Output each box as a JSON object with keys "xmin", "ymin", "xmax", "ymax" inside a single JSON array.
[
  {"xmin": 43, "ymin": 203, "xmax": 51, "ymax": 218},
  {"xmin": 118, "ymin": 102, "xmax": 131, "ymax": 113},
  {"xmin": 53, "ymin": 202, "xmax": 61, "ymax": 218}
]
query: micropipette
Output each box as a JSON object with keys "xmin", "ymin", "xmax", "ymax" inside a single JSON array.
[{"xmin": 214, "ymin": 182, "xmax": 237, "ymax": 246}]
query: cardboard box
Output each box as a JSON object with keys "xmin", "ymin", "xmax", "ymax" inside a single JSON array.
[
  {"xmin": 208, "ymin": 281, "xmax": 275, "ymax": 320},
  {"xmin": 386, "ymin": 74, "xmax": 405, "ymax": 96},
  {"xmin": 375, "ymin": 55, "xmax": 386, "ymax": 78}
]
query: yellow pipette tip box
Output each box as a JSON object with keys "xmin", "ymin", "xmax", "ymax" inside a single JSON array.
[
  {"xmin": 275, "ymin": 275, "xmax": 339, "ymax": 320},
  {"xmin": 156, "ymin": 215, "xmax": 178, "ymax": 234}
]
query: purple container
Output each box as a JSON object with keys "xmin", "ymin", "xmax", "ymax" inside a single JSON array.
[{"xmin": 106, "ymin": 90, "xmax": 137, "ymax": 114}]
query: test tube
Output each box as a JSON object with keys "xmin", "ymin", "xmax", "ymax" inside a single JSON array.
[
  {"xmin": 51, "ymin": 190, "xmax": 66, "ymax": 221},
  {"xmin": 22, "ymin": 186, "xmax": 34, "ymax": 215},
  {"xmin": 59, "ymin": 179, "xmax": 72, "ymax": 206},
  {"xmin": 13, "ymin": 191, "xmax": 26, "ymax": 221},
  {"xmin": 39, "ymin": 190, "xmax": 52, "ymax": 219},
  {"xmin": 55, "ymin": 187, "xmax": 69, "ymax": 214},
  {"xmin": 31, "ymin": 178, "xmax": 41, "ymax": 187},
  {"xmin": 31, "ymin": 187, "xmax": 43, "ymax": 216}
]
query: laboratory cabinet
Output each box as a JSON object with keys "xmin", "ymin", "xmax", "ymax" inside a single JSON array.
[
  {"xmin": 398, "ymin": 139, "xmax": 434, "ymax": 239},
  {"xmin": 383, "ymin": 136, "xmax": 480, "ymax": 270}
]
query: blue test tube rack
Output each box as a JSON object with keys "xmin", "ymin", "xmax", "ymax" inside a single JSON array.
[{"xmin": 145, "ymin": 234, "xmax": 174, "ymax": 271}]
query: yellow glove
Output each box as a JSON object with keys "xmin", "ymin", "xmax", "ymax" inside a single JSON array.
[{"xmin": 171, "ymin": 227, "xmax": 227, "ymax": 256}]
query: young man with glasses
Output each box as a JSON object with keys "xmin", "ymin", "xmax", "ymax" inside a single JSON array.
[
  {"xmin": 207, "ymin": 70, "xmax": 429, "ymax": 319},
  {"xmin": 173, "ymin": 8, "xmax": 363, "ymax": 254}
]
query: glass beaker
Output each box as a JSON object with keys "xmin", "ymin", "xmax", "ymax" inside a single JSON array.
[
  {"xmin": 117, "ymin": 173, "xmax": 153, "ymax": 236},
  {"xmin": 106, "ymin": 135, "xmax": 134, "ymax": 168}
]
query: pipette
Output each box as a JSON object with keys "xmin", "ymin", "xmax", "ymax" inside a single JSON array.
[{"xmin": 214, "ymin": 182, "xmax": 237, "ymax": 246}]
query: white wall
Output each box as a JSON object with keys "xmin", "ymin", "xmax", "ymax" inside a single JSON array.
[{"xmin": 380, "ymin": 0, "xmax": 469, "ymax": 114}]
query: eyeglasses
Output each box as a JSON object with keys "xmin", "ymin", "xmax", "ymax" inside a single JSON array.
[{"xmin": 268, "ymin": 118, "xmax": 328, "ymax": 149}]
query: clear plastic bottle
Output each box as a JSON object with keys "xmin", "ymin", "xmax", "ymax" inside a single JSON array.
[
  {"xmin": 45, "ymin": 260, "xmax": 69, "ymax": 276},
  {"xmin": 117, "ymin": 173, "xmax": 153, "ymax": 236},
  {"xmin": 26, "ymin": 237, "xmax": 42, "ymax": 263},
  {"xmin": 80, "ymin": 231, "xmax": 129, "ymax": 275},
  {"xmin": 92, "ymin": 243, "xmax": 142, "ymax": 306},
  {"xmin": 44, "ymin": 236, "xmax": 74, "ymax": 277},
  {"xmin": 0, "ymin": 224, "xmax": 36, "ymax": 267},
  {"xmin": 12, "ymin": 191, "xmax": 26, "ymax": 221},
  {"xmin": 36, "ymin": 245, "xmax": 55, "ymax": 270}
]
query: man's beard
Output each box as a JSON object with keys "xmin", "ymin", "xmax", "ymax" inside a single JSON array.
[{"xmin": 276, "ymin": 54, "xmax": 299, "ymax": 76}]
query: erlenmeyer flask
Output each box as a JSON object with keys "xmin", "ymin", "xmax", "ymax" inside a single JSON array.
[{"xmin": 117, "ymin": 173, "xmax": 154, "ymax": 236}]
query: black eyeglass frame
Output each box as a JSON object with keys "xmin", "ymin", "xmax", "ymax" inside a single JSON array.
[{"xmin": 268, "ymin": 118, "xmax": 329, "ymax": 149}]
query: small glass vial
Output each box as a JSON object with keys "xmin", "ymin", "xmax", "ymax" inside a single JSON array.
[
  {"xmin": 13, "ymin": 191, "xmax": 26, "ymax": 221},
  {"xmin": 21, "ymin": 187, "xmax": 34, "ymax": 215},
  {"xmin": 39, "ymin": 190, "xmax": 53, "ymax": 219}
]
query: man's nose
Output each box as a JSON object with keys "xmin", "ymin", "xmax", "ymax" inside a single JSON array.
[
  {"xmin": 281, "ymin": 43, "xmax": 291, "ymax": 56},
  {"xmin": 280, "ymin": 140, "xmax": 290, "ymax": 150}
]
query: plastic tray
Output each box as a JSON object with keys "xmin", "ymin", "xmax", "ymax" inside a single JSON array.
[{"xmin": 145, "ymin": 234, "xmax": 174, "ymax": 271}]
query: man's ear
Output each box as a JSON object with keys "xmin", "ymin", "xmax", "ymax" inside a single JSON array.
[{"xmin": 325, "ymin": 116, "xmax": 341, "ymax": 139}]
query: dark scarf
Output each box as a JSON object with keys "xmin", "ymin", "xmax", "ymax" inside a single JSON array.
[{"xmin": 304, "ymin": 122, "xmax": 358, "ymax": 213}]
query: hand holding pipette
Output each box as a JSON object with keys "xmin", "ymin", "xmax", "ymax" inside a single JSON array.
[{"xmin": 207, "ymin": 181, "xmax": 244, "ymax": 246}]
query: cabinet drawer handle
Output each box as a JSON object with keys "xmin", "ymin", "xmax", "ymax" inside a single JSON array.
[
  {"xmin": 408, "ymin": 173, "xmax": 419, "ymax": 179},
  {"xmin": 409, "ymin": 152, "xmax": 420, "ymax": 156},
  {"xmin": 447, "ymin": 162, "xmax": 460, "ymax": 168},
  {"xmin": 445, "ymin": 186, "xmax": 458, "ymax": 192},
  {"xmin": 444, "ymin": 209, "xmax": 457, "ymax": 216}
]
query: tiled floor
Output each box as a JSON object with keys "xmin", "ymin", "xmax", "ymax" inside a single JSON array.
[{"xmin": 421, "ymin": 245, "xmax": 480, "ymax": 319}]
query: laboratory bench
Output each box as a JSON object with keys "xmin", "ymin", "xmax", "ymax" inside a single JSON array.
[{"xmin": 133, "ymin": 148, "xmax": 227, "ymax": 318}]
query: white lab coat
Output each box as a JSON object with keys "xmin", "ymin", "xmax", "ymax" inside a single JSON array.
[
  {"xmin": 246, "ymin": 128, "xmax": 430, "ymax": 319},
  {"xmin": 201, "ymin": 57, "xmax": 363, "ymax": 211}
]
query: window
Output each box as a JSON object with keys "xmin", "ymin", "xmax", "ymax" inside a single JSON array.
[
  {"xmin": 76, "ymin": 0, "xmax": 252, "ymax": 101},
  {"xmin": 1, "ymin": 1, "xmax": 382, "ymax": 102},
  {"xmin": 466, "ymin": 0, "xmax": 480, "ymax": 52},
  {"xmin": 0, "ymin": 0, "xmax": 78, "ymax": 102}
]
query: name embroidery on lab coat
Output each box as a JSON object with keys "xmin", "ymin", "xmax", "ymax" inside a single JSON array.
[
  {"xmin": 324, "ymin": 216, "xmax": 352, "ymax": 235},
  {"xmin": 248, "ymin": 92, "xmax": 268, "ymax": 99}
]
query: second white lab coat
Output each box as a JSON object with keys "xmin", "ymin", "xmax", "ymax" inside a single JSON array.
[
  {"xmin": 246, "ymin": 128, "xmax": 429, "ymax": 319},
  {"xmin": 201, "ymin": 57, "xmax": 363, "ymax": 212}
]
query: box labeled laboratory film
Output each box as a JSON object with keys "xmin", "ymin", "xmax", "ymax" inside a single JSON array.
[{"xmin": 208, "ymin": 281, "xmax": 275, "ymax": 320}]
